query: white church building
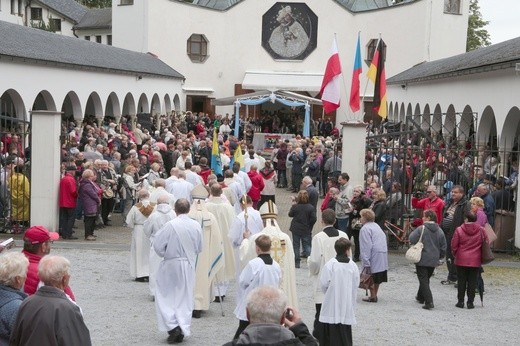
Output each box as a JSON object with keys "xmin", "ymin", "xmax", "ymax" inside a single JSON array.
[{"xmin": 0, "ymin": 0, "xmax": 518, "ymax": 247}]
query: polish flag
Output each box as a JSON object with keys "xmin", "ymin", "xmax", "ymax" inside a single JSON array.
[{"xmin": 319, "ymin": 37, "xmax": 342, "ymax": 114}]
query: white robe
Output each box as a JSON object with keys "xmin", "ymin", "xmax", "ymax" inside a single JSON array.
[
  {"xmin": 188, "ymin": 202, "xmax": 224, "ymax": 311},
  {"xmin": 143, "ymin": 204, "xmax": 176, "ymax": 297},
  {"xmin": 185, "ymin": 171, "xmax": 204, "ymax": 187},
  {"xmin": 319, "ymin": 258, "xmax": 359, "ymax": 325},
  {"xmin": 229, "ymin": 207, "xmax": 264, "ymax": 284},
  {"xmin": 240, "ymin": 220, "xmax": 298, "ymax": 308},
  {"xmin": 234, "ymin": 256, "xmax": 281, "ymax": 321},
  {"xmin": 126, "ymin": 201, "xmax": 155, "ymax": 278},
  {"xmin": 224, "ymin": 178, "xmax": 244, "ymax": 215},
  {"xmin": 205, "ymin": 197, "xmax": 237, "ymax": 296},
  {"xmin": 153, "ymin": 214, "xmax": 203, "ymax": 336},
  {"xmin": 308, "ymin": 229, "xmax": 349, "ymax": 304},
  {"xmin": 166, "ymin": 178, "xmax": 194, "ymax": 204},
  {"xmin": 149, "ymin": 187, "xmax": 175, "ymax": 207}
]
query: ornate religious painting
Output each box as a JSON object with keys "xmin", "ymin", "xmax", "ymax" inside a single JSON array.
[{"xmin": 261, "ymin": 2, "xmax": 318, "ymax": 60}]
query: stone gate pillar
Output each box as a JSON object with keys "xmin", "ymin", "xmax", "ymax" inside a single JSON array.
[
  {"xmin": 30, "ymin": 110, "xmax": 62, "ymax": 231},
  {"xmin": 341, "ymin": 121, "xmax": 366, "ymax": 188}
]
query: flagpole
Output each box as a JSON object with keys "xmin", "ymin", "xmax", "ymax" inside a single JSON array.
[{"xmin": 361, "ymin": 33, "xmax": 382, "ymax": 122}]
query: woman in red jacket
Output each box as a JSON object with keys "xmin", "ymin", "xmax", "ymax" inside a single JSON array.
[{"xmin": 451, "ymin": 211, "xmax": 488, "ymax": 309}]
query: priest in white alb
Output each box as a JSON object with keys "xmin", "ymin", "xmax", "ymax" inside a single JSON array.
[
  {"xmin": 126, "ymin": 189, "xmax": 156, "ymax": 282},
  {"xmin": 188, "ymin": 185, "xmax": 224, "ymax": 318},
  {"xmin": 205, "ymin": 183, "xmax": 236, "ymax": 301},
  {"xmin": 153, "ymin": 199, "xmax": 203, "ymax": 344}
]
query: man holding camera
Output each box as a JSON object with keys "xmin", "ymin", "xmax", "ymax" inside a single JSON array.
[
  {"xmin": 224, "ymin": 286, "xmax": 317, "ymax": 346},
  {"xmin": 411, "ymin": 185, "xmax": 445, "ymax": 225}
]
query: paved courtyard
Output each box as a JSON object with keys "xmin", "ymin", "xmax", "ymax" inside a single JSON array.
[{"xmin": 4, "ymin": 188, "xmax": 520, "ymax": 345}]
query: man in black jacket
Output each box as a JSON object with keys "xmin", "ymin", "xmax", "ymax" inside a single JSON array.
[
  {"xmin": 10, "ymin": 255, "xmax": 91, "ymax": 345},
  {"xmin": 224, "ymin": 286, "xmax": 317, "ymax": 346}
]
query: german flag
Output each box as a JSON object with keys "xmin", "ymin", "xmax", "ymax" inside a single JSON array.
[{"xmin": 367, "ymin": 39, "xmax": 387, "ymax": 119}]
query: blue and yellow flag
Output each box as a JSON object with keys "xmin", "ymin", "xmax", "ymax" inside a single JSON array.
[
  {"xmin": 233, "ymin": 144, "xmax": 245, "ymax": 171},
  {"xmin": 211, "ymin": 128, "xmax": 222, "ymax": 175}
]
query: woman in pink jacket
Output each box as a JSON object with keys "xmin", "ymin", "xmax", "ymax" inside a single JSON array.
[{"xmin": 451, "ymin": 211, "xmax": 488, "ymax": 309}]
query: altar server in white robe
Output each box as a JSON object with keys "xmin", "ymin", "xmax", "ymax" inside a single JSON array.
[
  {"xmin": 308, "ymin": 208, "xmax": 349, "ymax": 340},
  {"xmin": 319, "ymin": 238, "xmax": 359, "ymax": 346},
  {"xmin": 126, "ymin": 189, "xmax": 156, "ymax": 282},
  {"xmin": 229, "ymin": 196, "xmax": 264, "ymax": 282},
  {"xmin": 232, "ymin": 235, "xmax": 281, "ymax": 340},
  {"xmin": 188, "ymin": 185, "xmax": 224, "ymax": 317},
  {"xmin": 205, "ymin": 183, "xmax": 237, "ymax": 301},
  {"xmin": 153, "ymin": 199, "xmax": 203, "ymax": 344},
  {"xmin": 240, "ymin": 201, "xmax": 298, "ymax": 308},
  {"xmin": 143, "ymin": 195, "xmax": 176, "ymax": 298}
]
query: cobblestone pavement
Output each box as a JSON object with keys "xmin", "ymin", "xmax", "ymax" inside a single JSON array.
[{"xmin": 3, "ymin": 187, "xmax": 520, "ymax": 345}]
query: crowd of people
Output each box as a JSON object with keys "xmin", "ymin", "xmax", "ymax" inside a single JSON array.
[{"xmin": 0, "ymin": 109, "xmax": 517, "ymax": 345}]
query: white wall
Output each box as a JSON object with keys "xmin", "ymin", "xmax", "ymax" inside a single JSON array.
[
  {"xmin": 387, "ymin": 68, "xmax": 520, "ymax": 139},
  {"xmin": 111, "ymin": 0, "xmax": 468, "ymax": 122},
  {"xmin": 76, "ymin": 28, "xmax": 112, "ymax": 45},
  {"xmin": 0, "ymin": 59, "xmax": 183, "ymax": 121}
]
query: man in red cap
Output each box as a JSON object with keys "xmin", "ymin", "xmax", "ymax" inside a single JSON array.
[{"xmin": 22, "ymin": 225, "xmax": 75, "ymax": 300}]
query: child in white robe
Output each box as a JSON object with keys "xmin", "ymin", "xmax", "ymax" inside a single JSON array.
[{"xmin": 233, "ymin": 234, "xmax": 281, "ymax": 341}]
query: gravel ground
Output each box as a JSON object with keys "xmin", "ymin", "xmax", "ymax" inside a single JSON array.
[
  {"xmin": 4, "ymin": 187, "xmax": 519, "ymax": 345},
  {"xmin": 52, "ymin": 247, "xmax": 519, "ymax": 346}
]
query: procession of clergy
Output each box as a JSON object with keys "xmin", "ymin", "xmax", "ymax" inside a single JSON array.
[{"xmin": 125, "ymin": 167, "xmax": 356, "ymax": 345}]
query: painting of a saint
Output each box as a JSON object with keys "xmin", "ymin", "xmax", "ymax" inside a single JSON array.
[{"xmin": 262, "ymin": 3, "xmax": 318, "ymax": 60}]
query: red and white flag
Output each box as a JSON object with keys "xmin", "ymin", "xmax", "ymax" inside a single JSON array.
[{"xmin": 319, "ymin": 37, "xmax": 342, "ymax": 114}]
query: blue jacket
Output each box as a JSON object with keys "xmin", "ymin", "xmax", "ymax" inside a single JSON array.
[{"xmin": 0, "ymin": 285, "xmax": 26, "ymax": 345}]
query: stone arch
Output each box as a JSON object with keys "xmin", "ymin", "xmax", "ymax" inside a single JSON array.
[
  {"xmin": 399, "ymin": 103, "xmax": 406, "ymax": 122},
  {"xmin": 173, "ymin": 94, "xmax": 181, "ymax": 112},
  {"xmin": 406, "ymin": 103, "xmax": 413, "ymax": 117},
  {"xmin": 61, "ymin": 91, "xmax": 82, "ymax": 123},
  {"xmin": 444, "ymin": 104, "xmax": 456, "ymax": 144},
  {"xmin": 122, "ymin": 92, "xmax": 136, "ymax": 116},
  {"xmin": 499, "ymin": 106, "xmax": 520, "ymax": 151},
  {"xmin": 422, "ymin": 104, "xmax": 431, "ymax": 131},
  {"xmin": 394, "ymin": 102, "xmax": 400, "ymax": 121},
  {"xmin": 0, "ymin": 89, "xmax": 27, "ymax": 122},
  {"xmin": 137, "ymin": 93, "xmax": 150, "ymax": 114},
  {"xmin": 459, "ymin": 105, "xmax": 474, "ymax": 143},
  {"xmin": 477, "ymin": 106, "xmax": 497, "ymax": 148},
  {"xmin": 85, "ymin": 92, "xmax": 104, "ymax": 123},
  {"xmin": 432, "ymin": 104, "xmax": 442, "ymax": 137},
  {"xmin": 150, "ymin": 93, "xmax": 161, "ymax": 116},
  {"xmin": 164, "ymin": 94, "xmax": 172, "ymax": 114},
  {"xmin": 32, "ymin": 90, "xmax": 57, "ymax": 112},
  {"xmin": 104, "ymin": 92, "xmax": 122, "ymax": 123}
]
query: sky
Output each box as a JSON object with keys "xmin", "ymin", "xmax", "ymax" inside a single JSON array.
[{"xmin": 479, "ymin": 0, "xmax": 520, "ymax": 44}]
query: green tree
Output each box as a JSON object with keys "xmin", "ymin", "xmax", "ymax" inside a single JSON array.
[
  {"xmin": 76, "ymin": 0, "xmax": 112, "ymax": 8},
  {"xmin": 466, "ymin": 0, "xmax": 490, "ymax": 51}
]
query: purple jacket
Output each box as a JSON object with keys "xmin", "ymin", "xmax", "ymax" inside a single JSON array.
[{"xmin": 79, "ymin": 178, "xmax": 100, "ymax": 216}]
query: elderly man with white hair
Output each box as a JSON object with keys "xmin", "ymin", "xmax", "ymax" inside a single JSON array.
[
  {"xmin": 0, "ymin": 252, "xmax": 28, "ymax": 344},
  {"xmin": 10, "ymin": 255, "xmax": 92, "ymax": 345},
  {"xmin": 224, "ymin": 286, "xmax": 316, "ymax": 346}
]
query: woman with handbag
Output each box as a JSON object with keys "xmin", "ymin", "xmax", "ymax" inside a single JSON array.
[
  {"xmin": 408, "ymin": 210, "xmax": 447, "ymax": 310},
  {"xmin": 359, "ymin": 208, "xmax": 388, "ymax": 303},
  {"xmin": 451, "ymin": 211, "xmax": 489, "ymax": 309},
  {"xmin": 350, "ymin": 186, "xmax": 372, "ymax": 262}
]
